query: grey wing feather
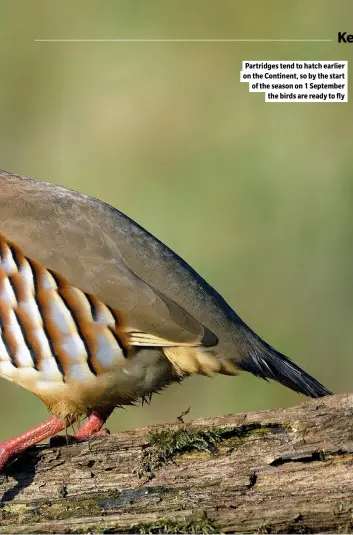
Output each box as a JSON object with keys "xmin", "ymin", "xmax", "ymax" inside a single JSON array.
[{"xmin": 0, "ymin": 172, "xmax": 210, "ymax": 347}]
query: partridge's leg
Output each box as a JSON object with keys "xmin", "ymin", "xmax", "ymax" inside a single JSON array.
[
  {"xmin": 74, "ymin": 410, "xmax": 113, "ymax": 441},
  {"xmin": 0, "ymin": 416, "xmax": 70, "ymax": 471},
  {"xmin": 49, "ymin": 409, "xmax": 113, "ymax": 446}
]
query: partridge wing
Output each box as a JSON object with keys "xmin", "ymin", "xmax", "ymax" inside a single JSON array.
[{"xmin": 0, "ymin": 176, "xmax": 217, "ymax": 349}]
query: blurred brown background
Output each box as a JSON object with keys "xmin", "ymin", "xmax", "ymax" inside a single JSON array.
[{"xmin": 0, "ymin": 1, "xmax": 352, "ymax": 440}]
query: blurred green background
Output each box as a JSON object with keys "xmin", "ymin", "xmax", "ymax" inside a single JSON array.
[{"xmin": 0, "ymin": 1, "xmax": 352, "ymax": 441}]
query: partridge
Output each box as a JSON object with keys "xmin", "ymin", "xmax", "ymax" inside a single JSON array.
[{"xmin": 0, "ymin": 169, "xmax": 331, "ymax": 470}]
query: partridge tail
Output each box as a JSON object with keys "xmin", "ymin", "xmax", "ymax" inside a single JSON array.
[{"xmin": 236, "ymin": 327, "xmax": 332, "ymax": 398}]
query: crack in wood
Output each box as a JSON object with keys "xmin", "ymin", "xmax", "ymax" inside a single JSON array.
[
  {"xmin": 0, "ymin": 394, "xmax": 352, "ymax": 534},
  {"xmin": 270, "ymin": 448, "xmax": 352, "ymax": 466}
]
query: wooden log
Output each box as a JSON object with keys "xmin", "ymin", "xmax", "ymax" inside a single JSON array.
[{"xmin": 0, "ymin": 393, "xmax": 352, "ymax": 534}]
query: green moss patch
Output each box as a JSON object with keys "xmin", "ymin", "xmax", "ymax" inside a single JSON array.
[{"xmin": 137, "ymin": 422, "xmax": 286, "ymax": 479}]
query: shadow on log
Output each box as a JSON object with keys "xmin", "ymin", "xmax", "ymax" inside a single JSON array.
[{"xmin": 0, "ymin": 393, "xmax": 352, "ymax": 533}]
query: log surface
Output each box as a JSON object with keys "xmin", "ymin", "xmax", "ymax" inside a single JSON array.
[{"xmin": 0, "ymin": 393, "xmax": 352, "ymax": 534}]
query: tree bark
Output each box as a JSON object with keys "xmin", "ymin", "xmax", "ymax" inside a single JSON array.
[{"xmin": 0, "ymin": 393, "xmax": 352, "ymax": 534}]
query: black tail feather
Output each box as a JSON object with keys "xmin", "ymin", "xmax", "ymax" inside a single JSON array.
[{"xmin": 238, "ymin": 330, "xmax": 332, "ymax": 398}]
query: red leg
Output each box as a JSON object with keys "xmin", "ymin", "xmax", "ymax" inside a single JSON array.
[
  {"xmin": 0, "ymin": 416, "xmax": 69, "ymax": 471},
  {"xmin": 74, "ymin": 409, "xmax": 113, "ymax": 441},
  {"xmin": 49, "ymin": 410, "xmax": 113, "ymax": 447}
]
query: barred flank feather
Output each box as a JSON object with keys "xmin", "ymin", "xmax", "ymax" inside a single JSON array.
[{"xmin": 0, "ymin": 233, "xmax": 129, "ymax": 388}]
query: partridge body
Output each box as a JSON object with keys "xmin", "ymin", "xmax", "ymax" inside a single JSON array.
[{"xmin": 0, "ymin": 169, "xmax": 331, "ymax": 469}]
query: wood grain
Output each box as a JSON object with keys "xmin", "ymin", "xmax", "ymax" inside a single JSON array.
[{"xmin": 0, "ymin": 393, "xmax": 352, "ymax": 533}]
